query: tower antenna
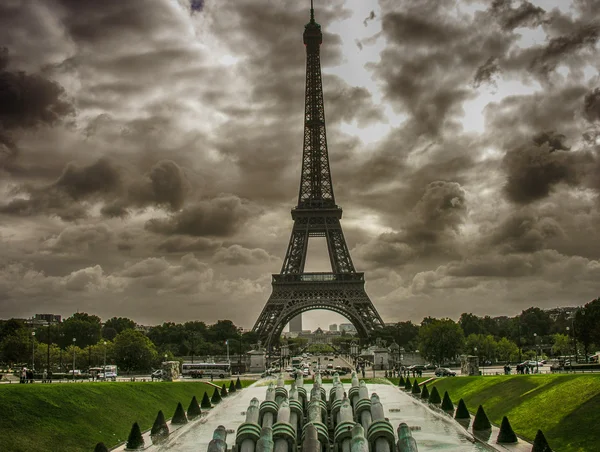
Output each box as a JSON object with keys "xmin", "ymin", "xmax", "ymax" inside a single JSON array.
[{"xmin": 310, "ymin": 0, "xmax": 314, "ymax": 22}]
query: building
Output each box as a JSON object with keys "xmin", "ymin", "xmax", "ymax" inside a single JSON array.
[
  {"xmin": 27, "ymin": 314, "xmax": 61, "ymax": 327},
  {"xmin": 329, "ymin": 324, "xmax": 338, "ymax": 331},
  {"xmin": 289, "ymin": 315, "xmax": 303, "ymax": 332},
  {"xmin": 339, "ymin": 323, "xmax": 357, "ymax": 334}
]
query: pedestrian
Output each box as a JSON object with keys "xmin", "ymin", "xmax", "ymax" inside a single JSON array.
[
  {"xmin": 20, "ymin": 368, "xmax": 26, "ymax": 384},
  {"xmin": 43, "ymin": 369, "xmax": 47, "ymax": 383}
]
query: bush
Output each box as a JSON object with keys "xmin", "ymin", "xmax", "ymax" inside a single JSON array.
[
  {"xmin": 125, "ymin": 422, "xmax": 144, "ymax": 450},
  {"xmin": 532, "ymin": 430, "xmax": 553, "ymax": 452},
  {"xmin": 150, "ymin": 410, "xmax": 169, "ymax": 439},
  {"xmin": 235, "ymin": 377, "xmax": 242, "ymax": 390},
  {"xmin": 428, "ymin": 386, "xmax": 441, "ymax": 404},
  {"xmin": 171, "ymin": 402, "xmax": 188, "ymax": 425},
  {"xmin": 221, "ymin": 383, "xmax": 228, "ymax": 398},
  {"xmin": 187, "ymin": 396, "xmax": 202, "ymax": 419},
  {"xmin": 497, "ymin": 416, "xmax": 518, "ymax": 444},
  {"xmin": 472, "ymin": 405, "xmax": 491, "ymax": 431},
  {"xmin": 441, "ymin": 391, "xmax": 454, "ymax": 412},
  {"xmin": 420, "ymin": 384, "xmax": 429, "ymax": 400},
  {"xmin": 399, "ymin": 376, "xmax": 405, "ymax": 386},
  {"xmin": 201, "ymin": 391, "xmax": 212, "ymax": 408},
  {"xmin": 454, "ymin": 398, "xmax": 470, "ymax": 420},
  {"xmin": 94, "ymin": 443, "xmax": 109, "ymax": 452},
  {"xmin": 211, "ymin": 387, "xmax": 222, "ymax": 404},
  {"xmin": 404, "ymin": 377, "xmax": 412, "ymax": 390},
  {"xmin": 411, "ymin": 380, "xmax": 421, "ymax": 394},
  {"xmin": 229, "ymin": 380, "xmax": 236, "ymax": 393}
]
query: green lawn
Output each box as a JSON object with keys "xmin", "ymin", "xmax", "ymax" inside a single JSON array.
[
  {"xmin": 429, "ymin": 374, "xmax": 600, "ymax": 452},
  {"xmin": 0, "ymin": 379, "xmax": 251, "ymax": 452}
]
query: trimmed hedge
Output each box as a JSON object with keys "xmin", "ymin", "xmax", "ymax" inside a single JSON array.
[
  {"xmin": 441, "ymin": 391, "xmax": 454, "ymax": 412},
  {"xmin": 428, "ymin": 386, "xmax": 441, "ymax": 404},
  {"xmin": 201, "ymin": 391, "xmax": 212, "ymax": 408},
  {"xmin": 455, "ymin": 398, "xmax": 470, "ymax": 420},
  {"xmin": 150, "ymin": 410, "xmax": 169, "ymax": 438},
  {"xmin": 125, "ymin": 422, "xmax": 144, "ymax": 450},
  {"xmin": 497, "ymin": 416, "xmax": 518, "ymax": 444},
  {"xmin": 404, "ymin": 378, "xmax": 412, "ymax": 390},
  {"xmin": 235, "ymin": 377, "xmax": 242, "ymax": 390},
  {"xmin": 473, "ymin": 405, "xmax": 491, "ymax": 431},
  {"xmin": 420, "ymin": 384, "xmax": 429, "ymax": 400},
  {"xmin": 171, "ymin": 402, "xmax": 188, "ymax": 425},
  {"xmin": 411, "ymin": 380, "xmax": 421, "ymax": 394},
  {"xmin": 94, "ymin": 443, "xmax": 109, "ymax": 452},
  {"xmin": 211, "ymin": 387, "xmax": 222, "ymax": 404},
  {"xmin": 221, "ymin": 383, "xmax": 228, "ymax": 398},
  {"xmin": 532, "ymin": 430, "xmax": 553, "ymax": 452},
  {"xmin": 187, "ymin": 396, "xmax": 201, "ymax": 419},
  {"xmin": 229, "ymin": 380, "xmax": 236, "ymax": 393}
]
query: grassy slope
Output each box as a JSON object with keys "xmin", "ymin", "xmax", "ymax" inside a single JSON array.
[
  {"xmin": 0, "ymin": 380, "xmax": 250, "ymax": 452},
  {"xmin": 429, "ymin": 374, "xmax": 600, "ymax": 452}
]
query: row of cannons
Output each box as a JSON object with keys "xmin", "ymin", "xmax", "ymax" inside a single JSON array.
[{"xmin": 208, "ymin": 372, "xmax": 419, "ymax": 452}]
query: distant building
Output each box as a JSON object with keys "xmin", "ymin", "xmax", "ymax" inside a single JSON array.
[
  {"xmin": 298, "ymin": 327, "xmax": 341, "ymax": 344},
  {"xmin": 339, "ymin": 323, "xmax": 356, "ymax": 333},
  {"xmin": 289, "ymin": 315, "xmax": 302, "ymax": 332},
  {"xmin": 329, "ymin": 324, "xmax": 338, "ymax": 331},
  {"xmin": 27, "ymin": 314, "xmax": 61, "ymax": 327}
]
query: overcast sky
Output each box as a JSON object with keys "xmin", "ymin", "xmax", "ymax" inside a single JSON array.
[{"xmin": 1, "ymin": 0, "xmax": 599, "ymax": 330}]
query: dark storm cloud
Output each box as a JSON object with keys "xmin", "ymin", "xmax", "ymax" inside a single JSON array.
[
  {"xmin": 473, "ymin": 57, "xmax": 500, "ymax": 88},
  {"xmin": 583, "ymin": 88, "xmax": 600, "ymax": 123},
  {"xmin": 145, "ymin": 195, "xmax": 260, "ymax": 237},
  {"xmin": 503, "ymin": 138, "xmax": 591, "ymax": 204},
  {"xmin": 355, "ymin": 181, "xmax": 467, "ymax": 267},
  {"xmin": 372, "ymin": 1, "xmax": 512, "ymax": 137},
  {"xmin": 529, "ymin": 23, "xmax": 600, "ymax": 77},
  {"xmin": 213, "ymin": 245, "xmax": 275, "ymax": 266},
  {"xmin": 485, "ymin": 209, "xmax": 565, "ymax": 254},
  {"xmin": 490, "ymin": 0, "xmax": 545, "ymax": 31},
  {"xmin": 157, "ymin": 236, "xmax": 221, "ymax": 254}
]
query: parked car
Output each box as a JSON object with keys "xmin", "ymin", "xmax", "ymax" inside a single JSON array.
[
  {"xmin": 435, "ymin": 367, "xmax": 456, "ymax": 377},
  {"xmin": 151, "ymin": 369, "xmax": 164, "ymax": 381}
]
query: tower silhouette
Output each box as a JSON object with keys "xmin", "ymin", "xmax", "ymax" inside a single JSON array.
[{"xmin": 252, "ymin": 1, "xmax": 384, "ymax": 347}]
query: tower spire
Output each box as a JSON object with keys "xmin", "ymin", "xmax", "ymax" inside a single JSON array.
[{"xmin": 310, "ymin": 0, "xmax": 314, "ymax": 22}]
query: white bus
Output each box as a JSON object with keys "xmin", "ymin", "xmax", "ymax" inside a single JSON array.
[{"xmin": 182, "ymin": 362, "xmax": 231, "ymax": 379}]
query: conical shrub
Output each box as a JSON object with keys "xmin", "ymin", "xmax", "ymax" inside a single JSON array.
[
  {"xmin": 187, "ymin": 395, "xmax": 201, "ymax": 419},
  {"xmin": 428, "ymin": 386, "xmax": 441, "ymax": 404},
  {"xmin": 441, "ymin": 391, "xmax": 454, "ymax": 411},
  {"xmin": 211, "ymin": 386, "xmax": 222, "ymax": 404},
  {"xmin": 411, "ymin": 379, "xmax": 421, "ymax": 394},
  {"xmin": 497, "ymin": 416, "xmax": 518, "ymax": 443},
  {"xmin": 125, "ymin": 422, "xmax": 144, "ymax": 450},
  {"xmin": 399, "ymin": 375, "xmax": 405, "ymax": 386},
  {"xmin": 404, "ymin": 377, "xmax": 412, "ymax": 390},
  {"xmin": 150, "ymin": 410, "xmax": 169, "ymax": 440},
  {"xmin": 472, "ymin": 405, "xmax": 491, "ymax": 431},
  {"xmin": 235, "ymin": 376, "xmax": 242, "ymax": 390},
  {"xmin": 420, "ymin": 384, "xmax": 429, "ymax": 400},
  {"xmin": 221, "ymin": 383, "xmax": 228, "ymax": 397},
  {"xmin": 201, "ymin": 391, "xmax": 212, "ymax": 408},
  {"xmin": 94, "ymin": 443, "xmax": 109, "ymax": 452},
  {"xmin": 171, "ymin": 402, "xmax": 188, "ymax": 425},
  {"xmin": 229, "ymin": 380, "xmax": 236, "ymax": 393},
  {"xmin": 532, "ymin": 429, "xmax": 552, "ymax": 452},
  {"xmin": 455, "ymin": 398, "xmax": 470, "ymax": 419}
]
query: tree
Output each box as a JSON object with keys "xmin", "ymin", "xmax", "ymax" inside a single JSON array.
[
  {"xmin": 518, "ymin": 307, "xmax": 552, "ymax": 345},
  {"xmin": 551, "ymin": 334, "xmax": 571, "ymax": 357},
  {"xmin": 575, "ymin": 299, "xmax": 600, "ymax": 361},
  {"xmin": 60, "ymin": 313, "xmax": 102, "ymax": 348},
  {"xmin": 459, "ymin": 313, "xmax": 485, "ymax": 337},
  {"xmin": 496, "ymin": 337, "xmax": 519, "ymax": 362},
  {"xmin": 0, "ymin": 328, "xmax": 32, "ymax": 364},
  {"xmin": 418, "ymin": 318, "xmax": 464, "ymax": 364},
  {"xmin": 113, "ymin": 329, "xmax": 158, "ymax": 372},
  {"xmin": 103, "ymin": 317, "xmax": 136, "ymax": 336},
  {"xmin": 465, "ymin": 334, "xmax": 497, "ymax": 363}
]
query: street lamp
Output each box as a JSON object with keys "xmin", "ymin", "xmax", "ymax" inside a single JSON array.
[
  {"xmin": 103, "ymin": 341, "xmax": 107, "ymax": 372},
  {"xmin": 566, "ymin": 327, "xmax": 572, "ymax": 372},
  {"xmin": 31, "ymin": 331, "xmax": 36, "ymax": 372},
  {"xmin": 72, "ymin": 338, "xmax": 76, "ymax": 381},
  {"xmin": 474, "ymin": 347, "xmax": 478, "ymax": 376},
  {"xmin": 533, "ymin": 333, "xmax": 539, "ymax": 374}
]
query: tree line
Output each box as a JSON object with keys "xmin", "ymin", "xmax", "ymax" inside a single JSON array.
[{"xmin": 1, "ymin": 298, "xmax": 598, "ymax": 371}]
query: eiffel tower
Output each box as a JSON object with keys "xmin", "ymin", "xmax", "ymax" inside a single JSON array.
[{"xmin": 252, "ymin": 1, "xmax": 384, "ymax": 347}]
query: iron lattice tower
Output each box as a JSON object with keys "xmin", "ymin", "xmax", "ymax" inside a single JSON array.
[{"xmin": 252, "ymin": 2, "xmax": 384, "ymax": 347}]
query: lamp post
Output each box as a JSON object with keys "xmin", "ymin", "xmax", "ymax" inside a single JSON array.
[
  {"xmin": 474, "ymin": 347, "xmax": 478, "ymax": 376},
  {"xmin": 46, "ymin": 324, "xmax": 51, "ymax": 381},
  {"xmin": 533, "ymin": 333, "xmax": 539, "ymax": 374},
  {"xmin": 350, "ymin": 342, "xmax": 359, "ymax": 369},
  {"xmin": 72, "ymin": 338, "xmax": 76, "ymax": 381},
  {"xmin": 31, "ymin": 331, "xmax": 36, "ymax": 372},
  {"xmin": 566, "ymin": 327, "xmax": 572, "ymax": 372},
  {"xmin": 103, "ymin": 341, "xmax": 107, "ymax": 371}
]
